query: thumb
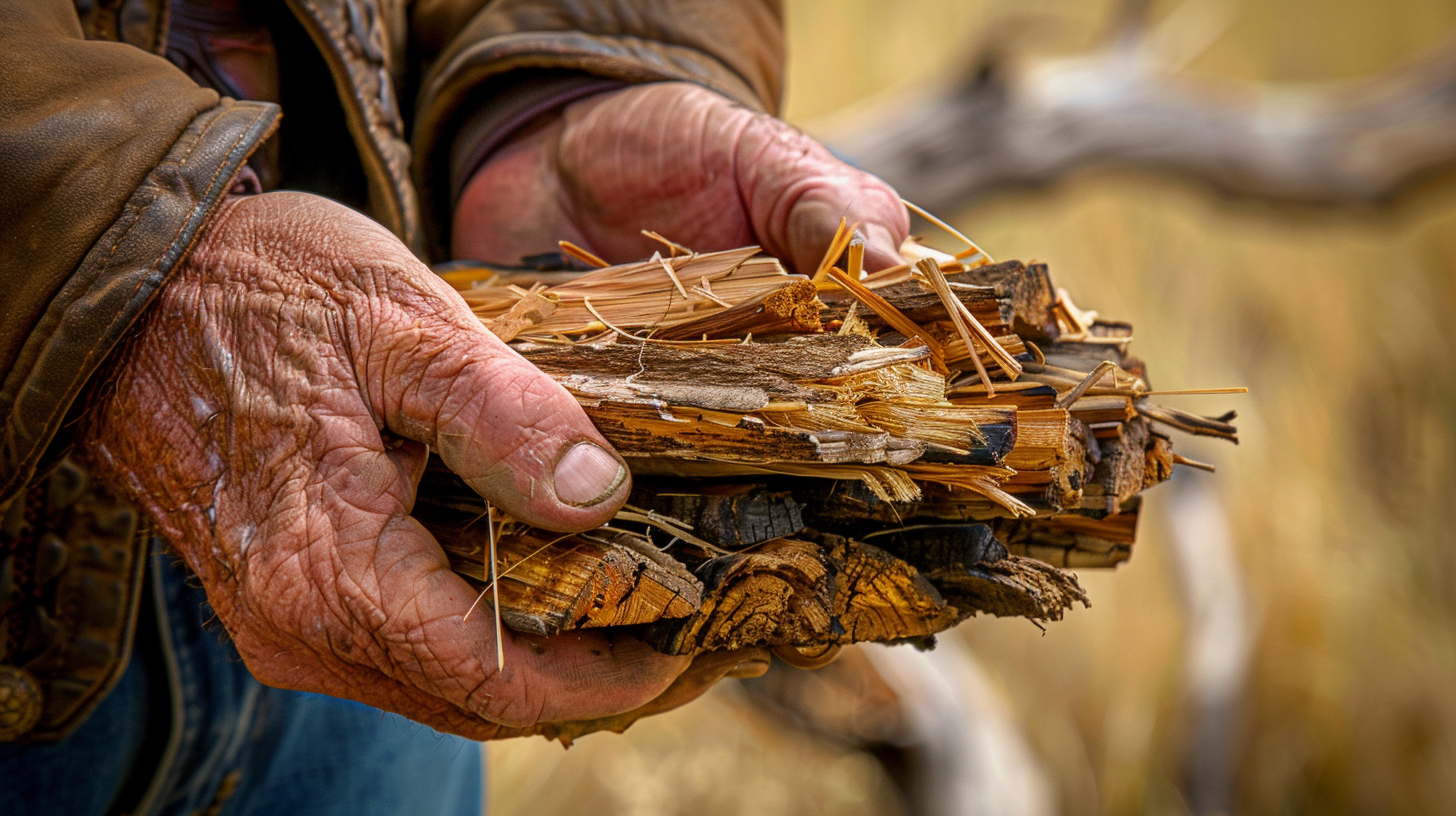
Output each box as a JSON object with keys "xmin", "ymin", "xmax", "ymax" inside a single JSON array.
[{"xmin": 369, "ymin": 265, "xmax": 629, "ymax": 532}]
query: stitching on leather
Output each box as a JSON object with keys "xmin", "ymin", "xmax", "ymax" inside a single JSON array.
[
  {"xmin": 91, "ymin": 105, "xmax": 240, "ymax": 283},
  {"xmin": 113, "ymin": 106, "xmax": 262, "ymax": 303}
]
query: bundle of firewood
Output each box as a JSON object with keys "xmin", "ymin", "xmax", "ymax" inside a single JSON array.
[{"xmin": 422, "ymin": 224, "xmax": 1238, "ymax": 663}]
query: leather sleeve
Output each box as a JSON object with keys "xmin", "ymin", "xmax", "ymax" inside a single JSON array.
[
  {"xmin": 407, "ymin": 0, "xmax": 785, "ymax": 258},
  {"xmin": 0, "ymin": 0, "xmax": 279, "ymax": 505}
]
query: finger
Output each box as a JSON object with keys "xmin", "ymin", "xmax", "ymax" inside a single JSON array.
[
  {"xmin": 859, "ymin": 221, "xmax": 907, "ymax": 274},
  {"xmin": 772, "ymin": 642, "xmax": 842, "ymax": 670},
  {"xmin": 526, "ymin": 647, "xmax": 772, "ymax": 744},
  {"xmin": 734, "ymin": 110, "xmax": 911, "ymax": 275},
  {"xmin": 360, "ymin": 513, "xmax": 691, "ymax": 727},
  {"xmin": 777, "ymin": 194, "xmax": 899, "ymax": 276},
  {"xmin": 241, "ymin": 436, "xmax": 689, "ymax": 730},
  {"xmin": 780, "ymin": 182, "xmax": 910, "ymax": 276}
]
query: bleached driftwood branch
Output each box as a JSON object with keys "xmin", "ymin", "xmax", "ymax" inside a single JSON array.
[{"xmin": 831, "ymin": 27, "xmax": 1456, "ymax": 209}]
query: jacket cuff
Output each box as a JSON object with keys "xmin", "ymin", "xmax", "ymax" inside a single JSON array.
[
  {"xmin": 0, "ymin": 99, "xmax": 280, "ymax": 505},
  {"xmin": 447, "ymin": 73, "xmax": 625, "ymax": 208},
  {"xmin": 414, "ymin": 32, "xmax": 776, "ymax": 261}
]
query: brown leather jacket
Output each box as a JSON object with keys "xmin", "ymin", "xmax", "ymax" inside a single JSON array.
[{"xmin": 0, "ymin": 0, "xmax": 782, "ymax": 741}]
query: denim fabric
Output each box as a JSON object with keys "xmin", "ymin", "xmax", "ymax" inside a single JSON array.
[
  {"xmin": 1, "ymin": 547, "xmax": 483, "ymax": 816},
  {"xmin": 0, "ymin": 630, "xmax": 157, "ymax": 816}
]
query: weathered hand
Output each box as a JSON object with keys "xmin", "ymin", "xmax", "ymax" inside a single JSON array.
[
  {"xmin": 520, "ymin": 646, "xmax": 772, "ymax": 744},
  {"xmin": 453, "ymin": 82, "xmax": 911, "ymax": 274},
  {"xmin": 81, "ymin": 191, "xmax": 728, "ymax": 738}
]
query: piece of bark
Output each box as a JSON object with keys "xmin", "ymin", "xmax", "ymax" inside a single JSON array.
[
  {"xmin": 653, "ymin": 280, "xmax": 823, "ymax": 339},
  {"xmin": 516, "ymin": 334, "xmax": 879, "ymax": 386},
  {"xmin": 822, "ymin": 524, "xmax": 1087, "ymax": 622},
  {"xmin": 821, "ymin": 278, "xmax": 1011, "ymax": 330},
  {"xmin": 1081, "ymin": 416, "xmax": 1151, "ymax": 513},
  {"xmin": 1136, "ymin": 401, "xmax": 1239, "ymax": 442},
  {"xmin": 835, "ymin": 261, "xmax": 1049, "ymax": 335},
  {"xmin": 1039, "ymin": 342, "xmax": 1148, "ymax": 383},
  {"xmin": 860, "ymin": 522, "xmax": 1009, "ymax": 572},
  {"xmin": 993, "ymin": 501, "xmax": 1141, "ymax": 569},
  {"xmin": 947, "ymin": 379, "xmax": 1059, "ymax": 406},
  {"xmin": 788, "ymin": 475, "xmax": 1138, "ymax": 570},
  {"xmin": 1144, "ymin": 432, "xmax": 1176, "ymax": 488},
  {"xmin": 517, "ymin": 335, "xmax": 935, "ymax": 412},
  {"xmin": 646, "ymin": 536, "xmax": 962, "ymax": 656},
  {"xmin": 931, "ymin": 554, "xmax": 1090, "ymax": 622},
  {"xmin": 629, "ymin": 483, "xmax": 806, "ymax": 549},
  {"xmin": 797, "ymin": 478, "xmax": 1005, "ymax": 529},
  {"xmin": 555, "ymin": 375, "xmax": 780, "ymax": 413},
  {"xmin": 584, "ymin": 401, "xmax": 923, "ymax": 466},
  {"xmin": 948, "ymin": 260, "xmax": 1061, "ymax": 341},
  {"xmin": 420, "ymin": 510, "xmax": 703, "ymax": 636}
]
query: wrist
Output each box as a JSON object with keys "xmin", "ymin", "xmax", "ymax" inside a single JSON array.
[
  {"xmin": 449, "ymin": 74, "xmax": 625, "ymax": 210},
  {"xmin": 449, "ymin": 76, "xmax": 633, "ymax": 264}
]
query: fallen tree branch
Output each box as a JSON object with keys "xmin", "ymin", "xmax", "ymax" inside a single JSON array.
[{"xmin": 830, "ymin": 33, "xmax": 1456, "ymax": 209}]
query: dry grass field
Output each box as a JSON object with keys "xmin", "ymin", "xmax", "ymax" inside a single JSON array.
[{"xmin": 487, "ymin": 2, "xmax": 1456, "ymax": 814}]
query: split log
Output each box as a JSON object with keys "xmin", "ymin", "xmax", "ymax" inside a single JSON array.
[{"xmin": 424, "ymin": 240, "xmax": 1241, "ymax": 656}]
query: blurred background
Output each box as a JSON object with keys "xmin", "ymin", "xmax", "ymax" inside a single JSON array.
[{"xmin": 487, "ymin": 1, "xmax": 1456, "ymax": 814}]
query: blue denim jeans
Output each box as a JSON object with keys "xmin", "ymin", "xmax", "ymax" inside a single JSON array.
[{"xmin": 0, "ymin": 546, "xmax": 483, "ymax": 816}]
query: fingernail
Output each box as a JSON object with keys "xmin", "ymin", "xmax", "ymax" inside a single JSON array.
[
  {"xmin": 726, "ymin": 657, "xmax": 771, "ymax": 679},
  {"xmin": 553, "ymin": 442, "xmax": 626, "ymax": 506}
]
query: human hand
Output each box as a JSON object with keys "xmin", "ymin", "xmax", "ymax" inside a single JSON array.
[
  {"xmin": 81, "ymin": 191, "xmax": 728, "ymax": 738},
  {"xmin": 452, "ymin": 82, "xmax": 911, "ymax": 274},
  {"xmin": 518, "ymin": 647, "xmax": 773, "ymax": 744}
]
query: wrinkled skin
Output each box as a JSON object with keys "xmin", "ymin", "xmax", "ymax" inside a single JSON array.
[
  {"xmin": 84, "ymin": 82, "xmax": 900, "ymax": 739},
  {"xmin": 84, "ymin": 192, "xmax": 765, "ymax": 739},
  {"xmin": 454, "ymin": 82, "xmax": 911, "ymax": 273}
]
